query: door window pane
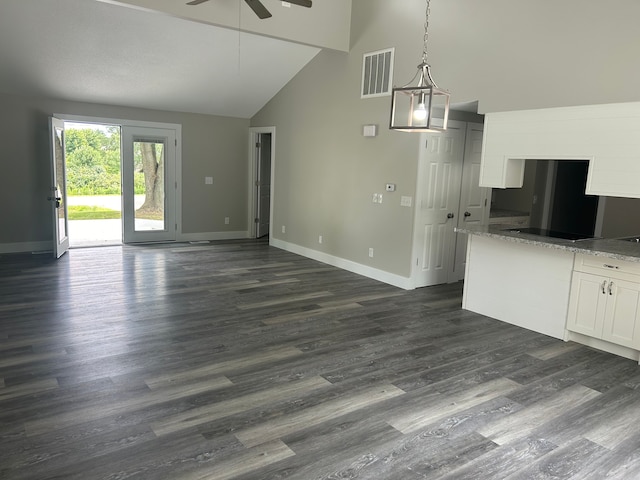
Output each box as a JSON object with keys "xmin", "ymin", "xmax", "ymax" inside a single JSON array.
[
  {"xmin": 133, "ymin": 140, "xmax": 165, "ymax": 232},
  {"xmin": 54, "ymin": 127, "xmax": 67, "ymax": 241}
]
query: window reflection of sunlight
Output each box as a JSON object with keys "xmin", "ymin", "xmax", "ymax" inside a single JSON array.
[
  {"xmin": 57, "ymin": 248, "xmax": 166, "ymax": 383},
  {"xmin": 131, "ymin": 250, "xmax": 168, "ymax": 302}
]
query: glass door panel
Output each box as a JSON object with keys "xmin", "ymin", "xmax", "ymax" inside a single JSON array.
[
  {"xmin": 134, "ymin": 139, "xmax": 165, "ymax": 232},
  {"xmin": 122, "ymin": 126, "xmax": 176, "ymax": 243},
  {"xmin": 49, "ymin": 117, "xmax": 69, "ymax": 258}
]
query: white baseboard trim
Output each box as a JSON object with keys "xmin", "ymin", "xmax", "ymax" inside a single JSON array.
[
  {"xmin": 270, "ymin": 238, "xmax": 413, "ymax": 290},
  {"xmin": 0, "ymin": 241, "xmax": 51, "ymax": 255},
  {"xmin": 178, "ymin": 231, "xmax": 250, "ymax": 242}
]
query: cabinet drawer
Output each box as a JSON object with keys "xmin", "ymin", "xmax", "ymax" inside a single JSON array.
[{"xmin": 574, "ymin": 254, "xmax": 640, "ymax": 280}]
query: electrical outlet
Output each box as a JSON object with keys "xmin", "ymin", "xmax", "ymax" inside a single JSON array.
[
  {"xmin": 318, "ymin": 235, "xmax": 323, "ymax": 244},
  {"xmin": 368, "ymin": 248, "xmax": 374, "ymax": 258},
  {"xmin": 282, "ymin": 225, "xmax": 286, "ymax": 234},
  {"xmin": 224, "ymin": 217, "xmax": 230, "ymax": 225},
  {"xmin": 205, "ymin": 176, "xmax": 213, "ymax": 185}
]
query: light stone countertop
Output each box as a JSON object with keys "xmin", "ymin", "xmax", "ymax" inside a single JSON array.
[{"xmin": 456, "ymin": 224, "xmax": 640, "ymax": 263}]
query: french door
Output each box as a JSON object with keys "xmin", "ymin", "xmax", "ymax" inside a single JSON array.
[
  {"xmin": 121, "ymin": 126, "xmax": 177, "ymax": 243},
  {"xmin": 49, "ymin": 117, "xmax": 70, "ymax": 258}
]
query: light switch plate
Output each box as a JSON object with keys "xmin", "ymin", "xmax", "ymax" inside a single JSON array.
[
  {"xmin": 363, "ymin": 124, "xmax": 378, "ymax": 137},
  {"xmin": 205, "ymin": 176, "xmax": 213, "ymax": 185},
  {"xmin": 401, "ymin": 196, "xmax": 412, "ymax": 207}
]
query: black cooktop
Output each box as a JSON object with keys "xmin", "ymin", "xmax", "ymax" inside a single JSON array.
[{"xmin": 507, "ymin": 227, "xmax": 595, "ymax": 241}]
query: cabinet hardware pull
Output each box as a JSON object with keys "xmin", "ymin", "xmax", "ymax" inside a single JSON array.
[
  {"xmin": 609, "ymin": 281, "xmax": 614, "ymax": 296},
  {"xmin": 603, "ymin": 264, "xmax": 620, "ymax": 269},
  {"xmin": 602, "ymin": 280, "xmax": 607, "ymax": 294}
]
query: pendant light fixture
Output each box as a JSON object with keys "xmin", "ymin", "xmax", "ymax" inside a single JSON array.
[{"xmin": 389, "ymin": 0, "xmax": 450, "ymax": 132}]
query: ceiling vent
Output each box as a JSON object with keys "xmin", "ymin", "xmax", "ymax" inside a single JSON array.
[{"xmin": 361, "ymin": 48, "xmax": 394, "ymax": 98}]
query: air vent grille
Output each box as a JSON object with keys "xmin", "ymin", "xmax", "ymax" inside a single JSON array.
[{"xmin": 361, "ymin": 48, "xmax": 394, "ymax": 98}]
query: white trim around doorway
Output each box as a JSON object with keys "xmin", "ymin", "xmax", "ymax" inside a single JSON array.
[
  {"xmin": 248, "ymin": 126, "xmax": 276, "ymax": 240},
  {"xmin": 53, "ymin": 113, "xmax": 183, "ymax": 242}
]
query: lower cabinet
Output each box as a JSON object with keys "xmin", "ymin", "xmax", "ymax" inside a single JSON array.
[{"xmin": 567, "ymin": 264, "xmax": 640, "ymax": 350}]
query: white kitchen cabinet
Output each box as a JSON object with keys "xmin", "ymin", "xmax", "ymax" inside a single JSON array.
[
  {"xmin": 567, "ymin": 256, "xmax": 640, "ymax": 350},
  {"xmin": 462, "ymin": 234, "xmax": 574, "ymax": 340},
  {"xmin": 479, "ymin": 102, "xmax": 640, "ymax": 198}
]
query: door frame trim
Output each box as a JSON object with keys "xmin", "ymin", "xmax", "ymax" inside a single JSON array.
[
  {"xmin": 53, "ymin": 114, "xmax": 182, "ymax": 241},
  {"xmin": 248, "ymin": 126, "xmax": 276, "ymax": 240}
]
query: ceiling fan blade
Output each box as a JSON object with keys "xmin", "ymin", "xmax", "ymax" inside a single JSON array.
[
  {"xmin": 286, "ymin": 0, "xmax": 312, "ymax": 7},
  {"xmin": 186, "ymin": 0, "xmax": 210, "ymax": 5},
  {"xmin": 245, "ymin": 0, "xmax": 272, "ymax": 19}
]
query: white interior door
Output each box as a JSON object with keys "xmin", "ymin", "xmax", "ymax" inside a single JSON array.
[
  {"xmin": 452, "ymin": 123, "xmax": 489, "ymax": 281},
  {"xmin": 49, "ymin": 117, "xmax": 69, "ymax": 258},
  {"xmin": 412, "ymin": 124, "xmax": 465, "ymax": 287},
  {"xmin": 121, "ymin": 126, "xmax": 176, "ymax": 243},
  {"xmin": 256, "ymin": 133, "xmax": 271, "ymax": 238}
]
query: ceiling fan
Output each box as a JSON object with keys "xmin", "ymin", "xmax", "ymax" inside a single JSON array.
[{"xmin": 186, "ymin": 0, "xmax": 312, "ymax": 20}]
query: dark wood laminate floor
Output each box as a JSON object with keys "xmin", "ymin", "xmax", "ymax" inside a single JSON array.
[{"xmin": 2, "ymin": 240, "xmax": 640, "ymax": 479}]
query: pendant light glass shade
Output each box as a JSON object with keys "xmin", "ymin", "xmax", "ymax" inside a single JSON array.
[{"xmin": 389, "ymin": 0, "xmax": 450, "ymax": 133}]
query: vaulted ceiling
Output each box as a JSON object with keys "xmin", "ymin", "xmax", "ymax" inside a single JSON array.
[{"xmin": 0, "ymin": 0, "xmax": 351, "ymax": 118}]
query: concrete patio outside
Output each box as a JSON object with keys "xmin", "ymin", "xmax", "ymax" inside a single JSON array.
[{"xmin": 67, "ymin": 195, "xmax": 162, "ymax": 247}]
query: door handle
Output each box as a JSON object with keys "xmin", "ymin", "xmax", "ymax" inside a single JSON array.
[
  {"xmin": 48, "ymin": 196, "xmax": 62, "ymax": 208},
  {"xmin": 608, "ymin": 281, "xmax": 614, "ymax": 296},
  {"xmin": 464, "ymin": 211, "xmax": 471, "ymax": 217},
  {"xmin": 601, "ymin": 280, "xmax": 607, "ymax": 294},
  {"xmin": 447, "ymin": 213, "xmax": 455, "ymax": 219}
]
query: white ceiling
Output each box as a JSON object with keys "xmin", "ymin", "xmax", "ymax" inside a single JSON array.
[{"xmin": 0, "ymin": 0, "xmax": 323, "ymax": 118}]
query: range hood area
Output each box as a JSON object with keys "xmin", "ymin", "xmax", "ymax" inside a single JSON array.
[
  {"xmin": 478, "ymin": 101, "xmax": 640, "ymax": 199},
  {"xmin": 492, "ymin": 159, "xmax": 602, "ymax": 241}
]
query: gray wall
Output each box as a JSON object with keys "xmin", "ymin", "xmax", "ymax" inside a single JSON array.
[
  {"xmin": 252, "ymin": 0, "xmax": 640, "ymax": 279},
  {"xmin": 601, "ymin": 198, "xmax": 640, "ymax": 238},
  {"xmin": 430, "ymin": 0, "xmax": 640, "ymax": 113},
  {"xmin": 0, "ymin": 93, "xmax": 249, "ymax": 248}
]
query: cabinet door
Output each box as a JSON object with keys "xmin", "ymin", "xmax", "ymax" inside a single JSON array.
[
  {"xmin": 602, "ymin": 279, "xmax": 640, "ymax": 349},
  {"xmin": 567, "ymin": 272, "xmax": 607, "ymax": 338}
]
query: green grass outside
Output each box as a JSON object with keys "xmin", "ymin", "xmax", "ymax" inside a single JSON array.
[
  {"xmin": 68, "ymin": 205, "xmax": 121, "ymax": 220},
  {"xmin": 68, "ymin": 204, "xmax": 162, "ymax": 221}
]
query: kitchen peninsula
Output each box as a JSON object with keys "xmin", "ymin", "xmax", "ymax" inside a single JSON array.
[{"xmin": 458, "ymin": 225, "xmax": 640, "ymax": 362}]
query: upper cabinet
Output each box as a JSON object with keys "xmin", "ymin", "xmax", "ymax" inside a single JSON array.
[{"xmin": 479, "ymin": 102, "xmax": 640, "ymax": 198}]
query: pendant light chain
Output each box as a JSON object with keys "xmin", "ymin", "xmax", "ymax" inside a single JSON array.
[{"xmin": 422, "ymin": 0, "xmax": 431, "ymax": 64}]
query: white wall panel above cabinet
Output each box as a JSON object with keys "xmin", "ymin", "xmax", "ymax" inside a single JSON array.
[{"xmin": 479, "ymin": 102, "xmax": 640, "ymax": 198}]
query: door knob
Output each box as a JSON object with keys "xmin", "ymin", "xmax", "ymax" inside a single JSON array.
[
  {"xmin": 464, "ymin": 211, "xmax": 471, "ymax": 217},
  {"xmin": 447, "ymin": 213, "xmax": 454, "ymax": 219}
]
